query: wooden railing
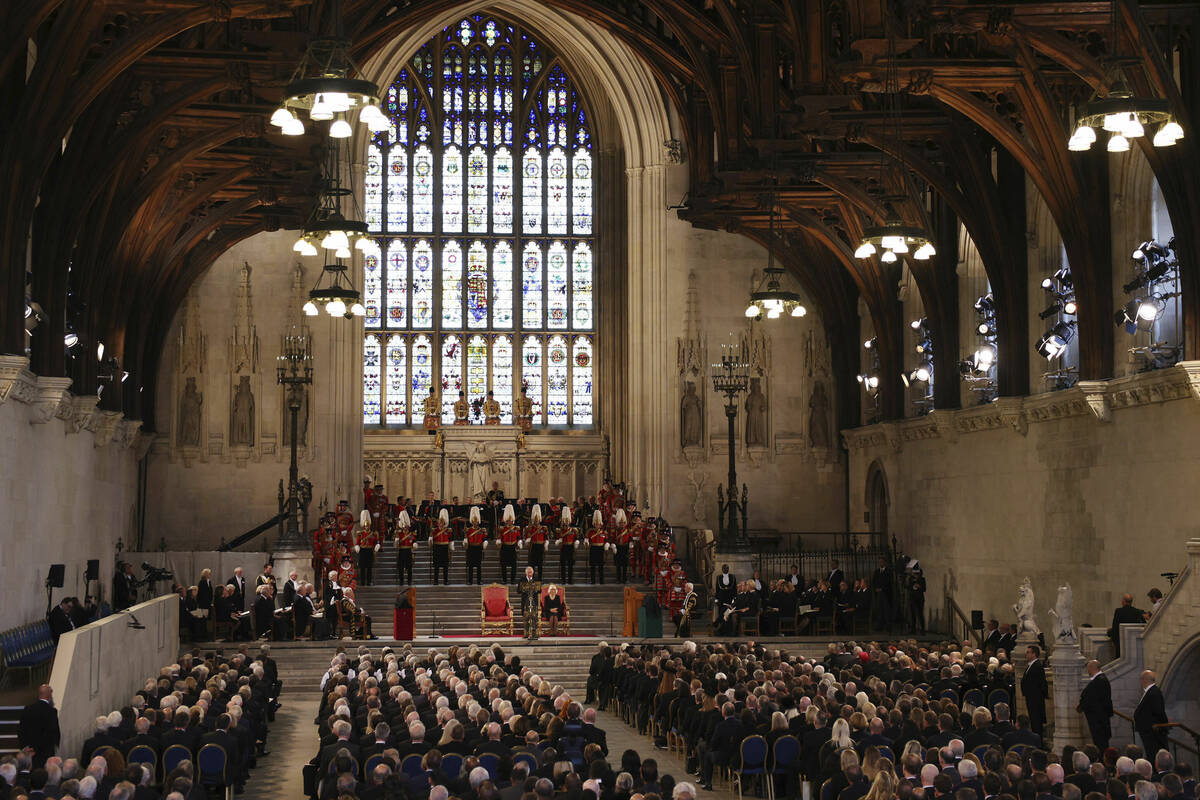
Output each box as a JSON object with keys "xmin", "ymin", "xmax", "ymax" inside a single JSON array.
[
  {"xmin": 1115, "ymin": 711, "xmax": 1200, "ymax": 765},
  {"xmin": 944, "ymin": 592, "xmax": 982, "ymax": 647}
]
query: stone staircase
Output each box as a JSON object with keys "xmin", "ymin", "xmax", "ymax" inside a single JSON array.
[
  {"xmin": 0, "ymin": 706, "xmax": 21, "ymax": 757},
  {"xmin": 354, "ymin": 584, "xmax": 628, "ymax": 637}
]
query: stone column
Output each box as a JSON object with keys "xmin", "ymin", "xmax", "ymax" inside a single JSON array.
[{"xmin": 1050, "ymin": 640, "xmax": 1088, "ymax": 750}]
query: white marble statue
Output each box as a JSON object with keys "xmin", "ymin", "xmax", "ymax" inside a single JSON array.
[
  {"xmin": 1013, "ymin": 577, "xmax": 1041, "ymax": 637},
  {"xmin": 468, "ymin": 443, "xmax": 492, "ymax": 501},
  {"xmin": 1048, "ymin": 583, "xmax": 1077, "ymax": 644}
]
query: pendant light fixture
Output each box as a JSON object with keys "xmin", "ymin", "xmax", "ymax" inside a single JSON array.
[
  {"xmin": 268, "ymin": 0, "xmax": 390, "ymax": 137},
  {"xmin": 303, "ymin": 261, "xmax": 366, "ymax": 318},
  {"xmin": 1067, "ymin": 1, "xmax": 1182, "ymax": 152},
  {"xmin": 855, "ymin": 8, "xmax": 936, "ymax": 265},
  {"xmin": 293, "ymin": 136, "xmax": 379, "ymax": 259},
  {"xmin": 744, "ymin": 191, "xmax": 807, "ymax": 320}
]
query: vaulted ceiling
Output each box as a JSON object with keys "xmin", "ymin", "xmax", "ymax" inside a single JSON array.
[{"xmin": 3, "ymin": 0, "xmax": 1198, "ymax": 431}]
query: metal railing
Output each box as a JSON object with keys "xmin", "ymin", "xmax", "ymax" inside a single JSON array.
[
  {"xmin": 753, "ymin": 542, "xmax": 893, "ymax": 586},
  {"xmin": 944, "ymin": 592, "xmax": 982, "ymax": 647},
  {"xmin": 1114, "ymin": 711, "xmax": 1200, "ymax": 768}
]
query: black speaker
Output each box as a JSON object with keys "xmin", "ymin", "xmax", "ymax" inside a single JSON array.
[
  {"xmin": 86, "ymin": 559, "xmax": 100, "ymax": 581},
  {"xmin": 47, "ymin": 564, "xmax": 65, "ymax": 588},
  {"xmin": 971, "ymin": 609, "xmax": 984, "ymax": 630}
]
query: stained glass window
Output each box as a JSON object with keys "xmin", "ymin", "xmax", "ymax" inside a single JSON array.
[
  {"xmin": 363, "ymin": 16, "xmax": 596, "ymax": 428},
  {"xmin": 521, "ymin": 335, "xmax": 543, "ymax": 425},
  {"xmin": 441, "ymin": 334, "xmax": 463, "ymax": 423},
  {"xmin": 364, "ymin": 335, "xmax": 382, "ymax": 425},
  {"xmin": 364, "ymin": 249, "xmax": 382, "ymax": 329},
  {"xmin": 572, "ymin": 336, "xmax": 592, "ymax": 425},
  {"xmin": 386, "ymin": 335, "xmax": 407, "ymax": 424}
]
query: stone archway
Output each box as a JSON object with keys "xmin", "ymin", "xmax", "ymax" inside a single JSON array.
[
  {"xmin": 1160, "ymin": 631, "xmax": 1200, "ymax": 757},
  {"xmin": 865, "ymin": 460, "xmax": 889, "ymax": 547},
  {"xmin": 357, "ymin": 2, "xmax": 676, "ymax": 511}
]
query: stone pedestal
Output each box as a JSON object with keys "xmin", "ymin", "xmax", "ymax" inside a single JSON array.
[
  {"xmin": 1050, "ymin": 639, "xmax": 1088, "ymax": 750},
  {"xmin": 271, "ymin": 548, "xmax": 315, "ymax": 589},
  {"xmin": 1012, "ymin": 631, "xmax": 1040, "ymax": 721}
]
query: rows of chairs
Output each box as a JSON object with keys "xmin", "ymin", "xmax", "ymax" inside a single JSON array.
[
  {"xmin": 0, "ymin": 620, "xmax": 55, "ymax": 687},
  {"xmin": 96, "ymin": 743, "xmax": 235, "ymax": 800}
]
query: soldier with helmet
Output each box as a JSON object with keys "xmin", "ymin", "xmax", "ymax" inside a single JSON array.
[
  {"xmin": 498, "ymin": 504, "xmax": 523, "ymax": 584},
  {"xmin": 525, "ymin": 505, "xmax": 548, "ymax": 581},
  {"xmin": 556, "ymin": 508, "xmax": 579, "ymax": 584},
  {"xmin": 355, "ymin": 510, "xmax": 380, "ymax": 586},
  {"xmin": 431, "ymin": 508, "xmax": 453, "ymax": 585},
  {"xmin": 394, "ymin": 508, "xmax": 416, "ymax": 585},
  {"xmin": 465, "ymin": 506, "xmax": 488, "ymax": 585}
]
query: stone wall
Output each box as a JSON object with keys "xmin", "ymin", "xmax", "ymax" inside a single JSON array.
[
  {"xmin": 845, "ymin": 365, "xmax": 1200, "ymax": 632},
  {"xmin": 146, "ymin": 230, "xmax": 363, "ymax": 550},
  {"xmin": 0, "ymin": 357, "xmax": 141, "ymax": 630}
]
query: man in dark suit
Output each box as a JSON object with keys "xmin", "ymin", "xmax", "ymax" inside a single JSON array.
[
  {"xmin": 713, "ymin": 565, "xmax": 737, "ymax": 621},
  {"xmin": 580, "ymin": 708, "xmax": 607, "ymax": 756},
  {"xmin": 121, "ymin": 717, "xmax": 160, "ymax": 760},
  {"xmin": 699, "ymin": 702, "xmax": 742, "ymax": 790},
  {"xmin": 200, "ymin": 714, "xmax": 246, "ymax": 792},
  {"xmin": 1021, "ymin": 645, "xmax": 1049, "ymax": 736},
  {"xmin": 47, "ymin": 599, "xmax": 77, "ymax": 642},
  {"xmin": 227, "ymin": 567, "xmax": 247, "ymax": 611},
  {"xmin": 113, "ymin": 562, "xmax": 137, "ymax": 610},
  {"xmin": 1077, "ymin": 660, "xmax": 1113, "ymax": 751},
  {"xmin": 981, "ymin": 620, "xmax": 1001, "ymax": 654},
  {"xmin": 18, "ymin": 685, "xmax": 59, "ymax": 768},
  {"xmin": 827, "ymin": 559, "xmax": 845, "ymax": 598},
  {"xmin": 1001, "ymin": 715, "xmax": 1042, "ymax": 750},
  {"xmin": 1134, "ymin": 669, "xmax": 1169, "ymax": 757},
  {"xmin": 317, "ymin": 720, "xmax": 361, "ymax": 776},
  {"xmin": 1109, "ymin": 594, "xmax": 1146, "ymax": 657},
  {"xmin": 160, "ymin": 709, "xmax": 201, "ymax": 755},
  {"xmin": 585, "ymin": 644, "xmax": 611, "ymax": 705},
  {"xmin": 998, "ymin": 624, "xmax": 1017, "ymax": 655},
  {"xmin": 281, "ymin": 571, "xmax": 300, "ymax": 609}
]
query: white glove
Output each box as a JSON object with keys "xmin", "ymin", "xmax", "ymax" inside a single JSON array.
[
  {"xmin": 574, "ymin": 540, "xmax": 580, "ymax": 548},
  {"xmin": 354, "ymin": 545, "xmax": 361, "ymax": 553},
  {"xmin": 374, "ymin": 544, "xmax": 380, "ymax": 552},
  {"xmin": 483, "ymin": 541, "xmax": 489, "ymax": 549},
  {"xmin": 607, "ymin": 542, "xmax": 615, "ymax": 552},
  {"xmin": 449, "ymin": 541, "xmax": 455, "ymax": 551},
  {"xmin": 412, "ymin": 541, "xmax": 418, "ymax": 550},
  {"xmin": 518, "ymin": 540, "xmax": 524, "ymax": 549}
]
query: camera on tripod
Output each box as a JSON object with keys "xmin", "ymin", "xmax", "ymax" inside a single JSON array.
[{"xmin": 137, "ymin": 561, "xmax": 174, "ymax": 586}]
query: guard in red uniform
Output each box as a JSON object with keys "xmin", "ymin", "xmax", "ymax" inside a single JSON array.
[
  {"xmin": 498, "ymin": 504, "xmax": 522, "ymax": 584},
  {"xmin": 335, "ymin": 500, "xmax": 355, "ymax": 548},
  {"xmin": 642, "ymin": 518, "xmax": 659, "ymax": 584},
  {"xmin": 587, "ymin": 510, "xmax": 609, "ymax": 585},
  {"xmin": 654, "ymin": 547, "xmax": 673, "ymax": 607},
  {"xmin": 525, "ymin": 505, "xmax": 548, "ymax": 581},
  {"xmin": 465, "ymin": 506, "xmax": 488, "ymax": 585},
  {"xmin": 394, "ymin": 509, "xmax": 415, "ymax": 585},
  {"xmin": 368, "ymin": 484, "xmax": 389, "ymax": 540},
  {"xmin": 431, "ymin": 508, "xmax": 453, "ymax": 585},
  {"xmin": 667, "ymin": 574, "xmax": 687, "ymax": 624},
  {"xmin": 557, "ymin": 508, "xmax": 579, "ymax": 585},
  {"xmin": 612, "ymin": 508, "xmax": 632, "ymax": 583},
  {"xmin": 337, "ymin": 555, "xmax": 358, "ymax": 591},
  {"xmin": 355, "ymin": 510, "xmax": 380, "ymax": 586}
]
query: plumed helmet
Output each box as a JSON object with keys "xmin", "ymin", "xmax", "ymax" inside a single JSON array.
[
  {"xmin": 592, "ymin": 510, "xmax": 603, "ymax": 529},
  {"xmin": 397, "ymin": 510, "xmax": 411, "ymax": 528},
  {"xmin": 503, "ymin": 504, "xmax": 515, "ymax": 524},
  {"xmin": 614, "ymin": 508, "xmax": 627, "ymax": 526},
  {"xmin": 439, "ymin": 508, "xmax": 450, "ymax": 527},
  {"xmin": 470, "ymin": 506, "xmax": 481, "ymax": 526},
  {"xmin": 531, "ymin": 505, "xmax": 542, "ymax": 524},
  {"xmin": 560, "ymin": 508, "xmax": 572, "ymax": 525},
  {"xmin": 360, "ymin": 510, "xmax": 371, "ymax": 527}
]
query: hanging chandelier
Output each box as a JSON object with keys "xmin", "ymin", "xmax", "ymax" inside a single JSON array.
[
  {"xmin": 1068, "ymin": 68, "xmax": 1182, "ymax": 152},
  {"xmin": 854, "ymin": 14, "xmax": 936, "ymax": 265},
  {"xmin": 268, "ymin": 0, "xmax": 389, "ymax": 137},
  {"xmin": 745, "ymin": 196, "xmax": 807, "ymax": 320},
  {"xmin": 303, "ymin": 262, "xmax": 366, "ymax": 318},
  {"xmin": 293, "ymin": 137, "xmax": 378, "ymax": 258},
  {"xmin": 1067, "ymin": 3, "xmax": 1182, "ymax": 152},
  {"xmin": 855, "ymin": 220, "xmax": 936, "ymax": 263}
]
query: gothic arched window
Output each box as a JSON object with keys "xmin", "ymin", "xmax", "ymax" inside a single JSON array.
[{"xmin": 363, "ymin": 16, "xmax": 595, "ymax": 428}]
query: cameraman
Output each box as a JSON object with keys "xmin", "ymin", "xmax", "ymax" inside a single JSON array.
[{"xmin": 113, "ymin": 562, "xmax": 137, "ymax": 610}]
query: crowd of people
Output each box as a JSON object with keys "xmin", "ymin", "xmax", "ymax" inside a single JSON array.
[
  {"xmin": 583, "ymin": 638, "xmax": 1183, "ymax": 800},
  {"xmin": 710, "ymin": 560, "xmax": 928, "ymax": 638},
  {"xmin": 317, "ymin": 481, "xmax": 681, "ymax": 589},
  {"xmin": 304, "ymin": 642, "xmax": 698, "ymax": 800},
  {"xmin": 12, "ymin": 645, "xmax": 283, "ymax": 800}
]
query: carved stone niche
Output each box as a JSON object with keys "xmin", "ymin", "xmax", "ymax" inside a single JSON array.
[{"xmin": 65, "ymin": 395, "xmax": 100, "ymax": 435}]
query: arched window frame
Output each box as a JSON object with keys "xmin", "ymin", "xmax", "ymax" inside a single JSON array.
[{"xmin": 363, "ymin": 15, "xmax": 597, "ymax": 429}]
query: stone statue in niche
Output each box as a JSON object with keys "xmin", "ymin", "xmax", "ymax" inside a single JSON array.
[
  {"xmin": 680, "ymin": 381, "xmax": 702, "ymax": 448},
  {"xmin": 230, "ymin": 375, "xmax": 256, "ymax": 447},
  {"xmin": 177, "ymin": 376, "xmax": 202, "ymax": 447},
  {"xmin": 809, "ymin": 381, "xmax": 831, "ymax": 449},
  {"xmin": 283, "ymin": 386, "xmax": 308, "ymax": 447},
  {"xmin": 745, "ymin": 377, "xmax": 767, "ymax": 447},
  {"xmin": 468, "ymin": 443, "xmax": 493, "ymax": 501}
]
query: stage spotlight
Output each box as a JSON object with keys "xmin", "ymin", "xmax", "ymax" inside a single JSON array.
[
  {"xmin": 1036, "ymin": 322, "xmax": 1075, "ymax": 360},
  {"xmin": 864, "ymin": 337, "xmax": 876, "ymax": 350},
  {"xmin": 1039, "ymin": 302, "xmax": 1063, "ymax": 320},
  {"xmin": 974, "ymin": 294, "xmax": 995, "ymax": 314}
]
